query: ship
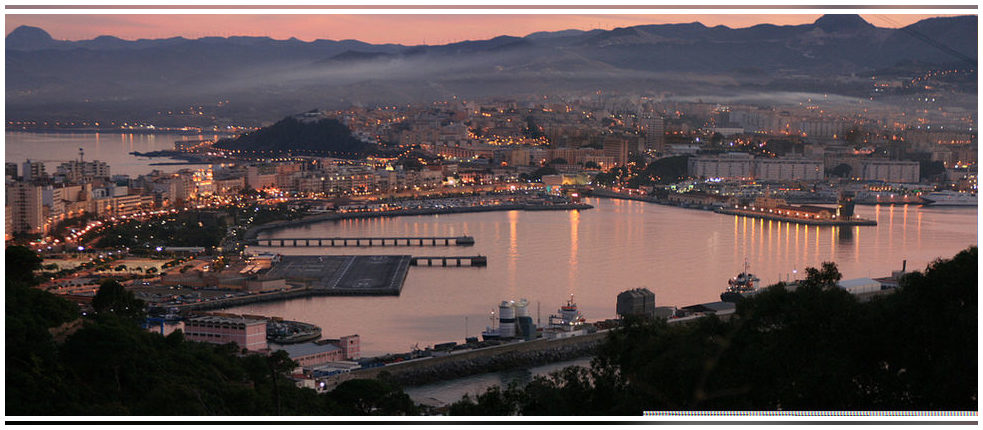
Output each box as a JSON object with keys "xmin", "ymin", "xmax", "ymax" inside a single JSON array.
[
  {"xmin": 853, "ymin": 190, "xmax": 925, "ymax": 205},
  {"xmin": 544, "ymin": 295, "xmax": 589, "ymax": 339},
  {"xmin": 721, "ymin": 259, "xmax": 761, "ymax": 303},
  {"xmin": 920, "ymin": 190, "xmax": 977, "ymax": 207}
]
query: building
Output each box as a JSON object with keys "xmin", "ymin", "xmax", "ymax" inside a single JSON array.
[
  {"xmin": 688, "ymin": 153, "xmax": 754, "ymax": 180},
  {"xmin": 603, "ymin": 138, "xmax": 630, "ymax": 166},
  {"xmin": 182, "ymin": 314, "xmax": 268, "ymax": 351},
  {"xmin": 21, "ymin": 160, "xmax": 46, "ymax": 182},
  {"xmin": 272, "ymin": 335, "xmax": 360, "ymax": 368},
  {"xmin": 642, "ymin": 116, "xmax": 666, "ymax": 152},
  {"xmin": 754, "ymin": 158, "xmax": 824, "ymax": 181},
  {"xmin": 6, "ymin": 181, "xmax": 45, "ymax": 234},
  {"xmin": 617, "ymin": 288, "xmax": 656, "ymax": 319},
  {"xmin": 860, "ymin": 160, "xmax": 920, "ymax": 183},
  {"xmin": 6, "ymin": 162, "xmax": 18, "ymax": 179},
  {"xmin": 56, "ymin": 160, "xmax": 111, "ymax": 182}
]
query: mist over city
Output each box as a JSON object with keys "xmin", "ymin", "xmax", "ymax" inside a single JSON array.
[{"xmin": 5, "ymin": 10, "xmax": 978, "ymax": 421}]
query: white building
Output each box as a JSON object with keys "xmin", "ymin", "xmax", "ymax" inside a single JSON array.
[
  {"xmin": 754, "ymin": 158, "xmax": 824, "ymax": 181},
  {"xmin": 860, "ymin": 160, "xmax": 920, "ymax": 183},
  {"xmin": 688, "ymin": 153, "xmax": 754, "ymax": 180}
]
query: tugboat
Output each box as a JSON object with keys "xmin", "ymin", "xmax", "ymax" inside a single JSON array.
[{"xmin": 721, "ymin": 259, "xmax": 761, "ymax": 302}]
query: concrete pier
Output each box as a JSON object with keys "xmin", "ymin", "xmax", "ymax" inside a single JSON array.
[
  {"xmin": 253, "ymin": 236, "xmax": 475, "ymax": 247},
  {"xmin": 410, "ymin": 256, "xmax": 487, "ymax": 267}
]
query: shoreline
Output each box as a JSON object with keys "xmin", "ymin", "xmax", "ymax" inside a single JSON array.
[
  {"xmin": 590, "ymin": 188, "xmax": 878, "ymax": 227},
  {"xmin": 245, "ymin": 202, "xmax": 594, "ymax": 241},
  {"xmin": 6, "ymin": 128, "xmax": 236, "ymax": 137}
]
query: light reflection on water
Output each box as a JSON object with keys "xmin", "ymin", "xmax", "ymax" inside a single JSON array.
[{"xmin": 230, "ymin": 198, "xmax": 976, "ymax": 356}]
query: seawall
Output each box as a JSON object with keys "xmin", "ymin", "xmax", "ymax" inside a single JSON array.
[
  {"xmin": 324, "ymin": 331, "xmax": 608, "ymax": 389},
  {"xmin": 244, "ymin": 203, "xmax": 593, "ymax": 241}
]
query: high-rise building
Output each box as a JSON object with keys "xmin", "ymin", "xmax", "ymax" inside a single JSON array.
[
  {"xmin": 642, "ymin": 116, "xmax": 666, "ymax": 152},
  {"xmin": 6, "ymin": 162, "xmax": 18, "ymax": 179},
  {"xmin": 21, "ymin": 160, "xmax": 46, "ymax": 182},
  {"xmin": 603, "ymin": 137, "xmax": 630, "ymax": 166},
  {"xmin": 6, "ymin": 182, "xmax": 45, "ymax": 234}
]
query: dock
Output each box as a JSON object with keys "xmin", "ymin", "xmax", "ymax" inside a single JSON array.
[
  {"xmin": 410, "ymin": 256, "xmax": 487, "ymax": 267},
  {"xmin": 715, "ymin": 208, "xmax": 877, "ymax": 226},
  {"xmin": 252, "ymin": 236, "xmax": 475, "ymax": 247}
]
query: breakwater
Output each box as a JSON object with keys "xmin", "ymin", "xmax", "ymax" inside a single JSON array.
[
  {"xmin": 325, "ymin": 331, "xmax": 608, "ymax": 389},
  {"xmin": 245, "ymin": 202, "xmax": 593, "ymax": 241},
  {"xmin": 714, "ymin": 207, "xmax": 878, "ymax": 226}
]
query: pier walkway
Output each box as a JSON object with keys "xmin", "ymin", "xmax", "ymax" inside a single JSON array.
[
  {"xmin": 410, "ymin": 255, "xmax": 487, "ymax": 267},
  {"xmin": 252, "ymin": 236, "xmax": 475, "ymax": 247}
]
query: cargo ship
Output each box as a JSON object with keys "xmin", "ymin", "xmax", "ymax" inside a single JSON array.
[
  {"xmin": 721, "ymin": 260, "xmax": 761, "ymax": 303},
  {"xmin": 544, "ymin": 295, "xmax": 589, "ymax": 339}
]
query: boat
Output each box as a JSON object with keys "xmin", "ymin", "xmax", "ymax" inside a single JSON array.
[
  {"xmin": 721, "ymin": 259, "xmax": 761, "ymax": 302},
  {"xmin": 544, "ymin": 295, "xmax": 589, "ymax": 339},
  {"xmin": 920, "ymin": 190, "xmax": 977, "ymax": 207},
  {"xmin": 853, "ymin": 190, "xmax": 925, "ymax": 205}
]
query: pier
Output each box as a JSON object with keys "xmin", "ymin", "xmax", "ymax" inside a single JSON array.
[
  {"xmin": 252, "ymin": 236, "xmax": 475, "ymax": 247},
  {"xmin": 410, "ymin": 256, "xmax": 487, "ymax": 267}
]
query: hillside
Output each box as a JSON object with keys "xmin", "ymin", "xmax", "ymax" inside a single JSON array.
[{"xmin": 212, "ymin": 115, "xmax": 370, "ymax": 158}]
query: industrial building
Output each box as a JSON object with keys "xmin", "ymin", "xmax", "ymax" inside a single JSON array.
[
  {"xmin": 616, "ymin": 288, "xmax": 657, "ymax": 319},
  {"xmin": 183, "ymin": 314, "xmax": 268, "ymax": 351}
]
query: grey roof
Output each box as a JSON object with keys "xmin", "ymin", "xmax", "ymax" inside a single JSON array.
[
  {"xmin": 273, "ymin": 342, "xmax": 341, "ymax": 358},
  {"xmin": 838, "ymin": 278, "xmax": 880, "ymax": 288}
]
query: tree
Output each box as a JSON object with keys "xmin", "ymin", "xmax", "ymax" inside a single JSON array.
[
  {"xmin": 6, "ymin": 245, "xmax": 42, "ymax": 285},
  {"xmin": 798, "ymin": 261, "xmax": 842, "ymax": 290},
  {"xmin": 584, "ymin": 161, "xmax": 601, "ymax": 170},
  {"xmin": 92, "ymin": 279, "xmax": 145, "ymax": 322}
]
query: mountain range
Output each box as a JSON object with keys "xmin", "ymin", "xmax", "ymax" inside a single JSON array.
[{"xmin": 5, "ymin": 15, "xmax": 977, "ymax": 124}]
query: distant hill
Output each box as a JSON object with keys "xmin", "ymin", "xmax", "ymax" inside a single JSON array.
[
  {"xmin": 213, "ymin": 115, "xmax": 370, "ymax": 158},
  {"xmin": 6, "ymin": 14, "xmax": 977, "ymax": 123}
]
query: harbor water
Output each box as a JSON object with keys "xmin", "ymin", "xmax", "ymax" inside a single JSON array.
[{"xmin": 231, "ymin": 197, "xmax": 977, "ymax": 356}]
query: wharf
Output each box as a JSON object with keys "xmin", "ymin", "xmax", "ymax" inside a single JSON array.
[
  {"xmin": 253, "ymin": 236, "xmax": 474, "ymax": 247},
  {"xmin": 245, "ymin": 203, "xmax": 592, "ymax": 242},
  {"xmin": 714, "ymin": 208, "xmax": 877, "ymax": 226},
  {"xmin": 410, "ymin": 255, "xmax": 487, "ymax": 267}
]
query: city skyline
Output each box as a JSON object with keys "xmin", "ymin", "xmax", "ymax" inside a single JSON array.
[{"xmin": 5, "ymin": 12, "xmax": 965, "ymax": 45}]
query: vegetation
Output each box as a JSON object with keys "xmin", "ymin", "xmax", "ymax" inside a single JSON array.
[
  {"xmin": 593, "ymin": 156, "xmax": 690, "ymax": 187},
  {"xmin": 86, "ymin": 211, "xmax": 230, "ymax": 249},
  {"xmin": 5, "ymin": 245, "xmax": 420, "ymax": 416},
  {"xmin": 449, "ymin": 247, "xmax": 977, "ymax": 414},
  {"xmin": 7, "ymin": 244, "xmax": 975, "ymax": 415},
  {"xmin": 213, "ymin": 116, "xmax": 370, "ymax": 158}
]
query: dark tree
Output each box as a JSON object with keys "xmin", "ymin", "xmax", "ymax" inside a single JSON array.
[{"xmin": 92, "ymin": 279, "xmax": 146, "ymax": 322}]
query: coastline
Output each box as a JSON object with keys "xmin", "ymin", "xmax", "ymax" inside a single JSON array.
[
  {"xmin": 244, "ymin": 202, "xmax": 594, "ymax": 241},
  {"xmin": 6, "ymin": 128, "xmax": 236, "ymax": 137}
]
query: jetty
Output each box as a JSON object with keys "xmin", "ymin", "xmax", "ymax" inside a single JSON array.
[
  {"xmin": 410, "ymin": 255, "xmax": 487, "ymax": 267},
  {"xmin": 253, "ymin": 236, "xmax": 474, "ymax": 247}
]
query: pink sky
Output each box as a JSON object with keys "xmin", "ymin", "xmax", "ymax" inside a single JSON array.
[{"xmin": 5, "ymin": 14, "xmax": 963, "ymax": 45}]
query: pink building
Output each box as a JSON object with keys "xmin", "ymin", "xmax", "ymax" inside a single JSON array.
[
  {"xmin": 183, "ymin": 314, "xmax": 268, "ymax": 351},
  {"xmin": 273, "ymin": 335, "xmax": 361, "ymax": 368}
]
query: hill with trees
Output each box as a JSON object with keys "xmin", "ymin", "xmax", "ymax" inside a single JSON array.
[{"xmin": 213, "ymin": 115, "xmax": 371, "ymax": 158}]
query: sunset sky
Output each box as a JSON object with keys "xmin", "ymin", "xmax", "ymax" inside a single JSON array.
[{"xmin": 5, "ymin": 13, "xmax": 966, "ymax": 45}]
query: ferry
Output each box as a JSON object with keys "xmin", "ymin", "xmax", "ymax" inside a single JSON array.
[
  {"xmin": 920, "ymin": 190, "xmax": 977, "ymax": 207},
  {"xmin": 721, "ymin": 260, "xmax": 761, "ymax": 303}
]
